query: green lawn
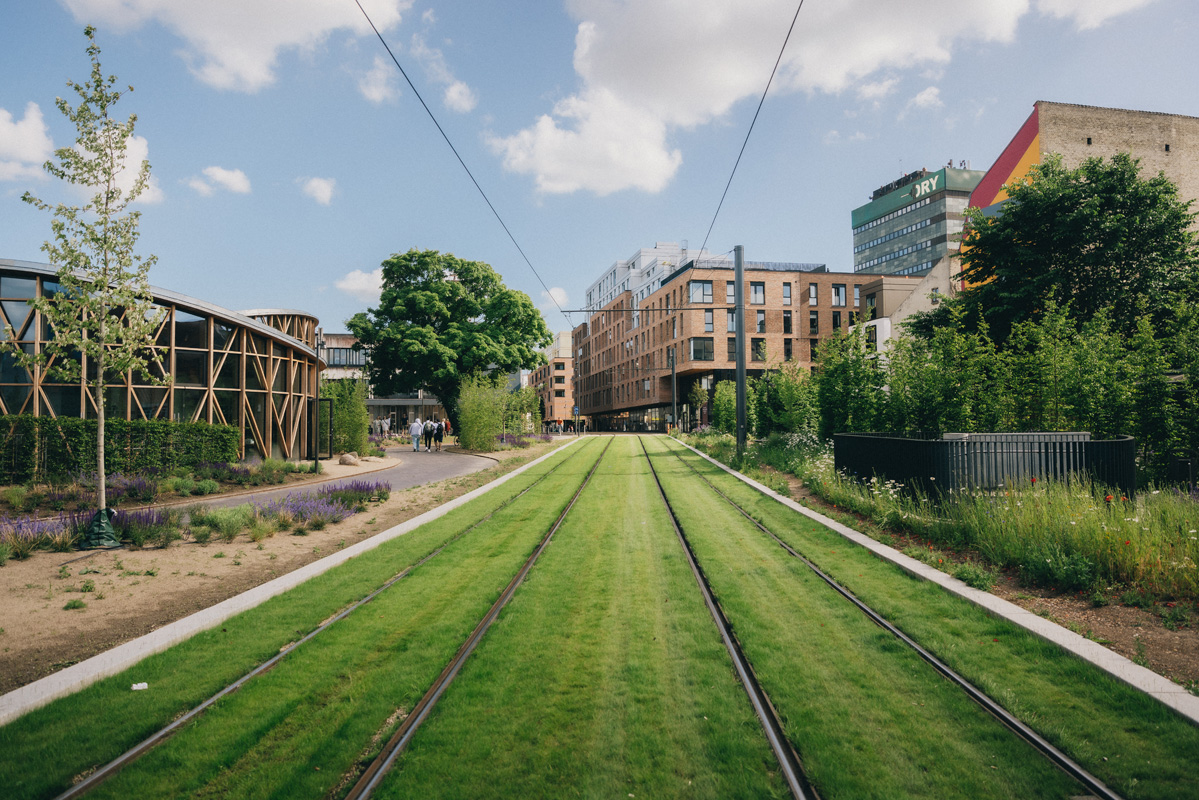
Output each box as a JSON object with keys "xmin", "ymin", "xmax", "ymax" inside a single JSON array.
[
  {"xmin": 0, "ymin": 438, "xmax": 601, "ymax": 800},
  {"xmin": 657, "ymin": 436, "xmax": 1199, "ymax": 800},
  {"xmin": 382, "ymin": 436, "xmax": 788, "ymax": 799}
]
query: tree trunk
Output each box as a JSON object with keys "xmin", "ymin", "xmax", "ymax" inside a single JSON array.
[{"xmin": 96, "ymin": 315, "xmax": 107, "ymax": 512}]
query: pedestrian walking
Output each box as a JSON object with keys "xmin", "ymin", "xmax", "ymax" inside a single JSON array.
[
  {"xmin": 423, "ymin": 418, "xmax": 435, "ymax": 452},
  {"xmin": 434, "ymin": 420, "xmax": 444, "ymax": 451},
  {"xmin": 382, "ymin": 417, "xmax": 390, "ymax": 438},
  {"xmin": 409, "ymin": 417, "xmax": 423, "ymax": 452},
  {"xmin": 444, "ymin": 417, "xmax": 452, "ymax": 445}
]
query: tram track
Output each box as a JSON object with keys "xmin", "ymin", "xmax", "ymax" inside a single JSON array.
[
  {"xmin": 341, "ymin": 435, "xmax": 614, "ymax": 799},
  {"xmin": 650, "ymin": 436, "xmax": 1123, "ymax": 800},
  {"xmin": 51, "ymin": 437, "xmax": 601, "ymax": 800},
  {"xmin": 638, "ymin": 436, "xmax": 817, "ymax": 800}
]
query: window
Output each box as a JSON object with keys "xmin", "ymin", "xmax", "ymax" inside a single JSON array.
[
  {"xmin": 784, "ymin": 338, "xmax": 793, "ymax": 361},
  {"xmin": 750, "ymin": 282, "xmax": 765, "ymax": 305},
  {"xmin": 726, "ymin": 281, "xmax": 736, "ymax": 303},
  {"xmin": 866, "ymin": 326, "xmax": 878, "ymax": 352},
  {"xmin": 810, "ymin": 339, "xmax": 819, "ymax": 360},
  {"xmin": 555, "ymin": 362, "xmax": 565, "ymax": 370},
  {"xmin": 783, "ymin": 310, "xmax": 792, "ymax": 334},
  {"xmin": 704, "ymin": 309, "xmax": 713, "ymax": 332},
  {"xmin": 554, "ymin": 375, "xmax": 565, "ymax": 384},
  {"xmin": 727, "ymin": 337, "xmax": 737, "ymax": 361},
  {"xmin": 832, "ymin": 310, "xmax": 842, "ymax": 330},
  {"xmin": 832, "ymin": 284, "xmax": 847, "ymax": 307},
  {"xmin": 783, "ymin": 282, "xmax": 791, "ymax": 305},
  {"xmin": 554, "ymin": 389, "xmax": 566, "ymax": 397},
  {"xmin": 809, "ymin": 310, "xmax": 819, "ymax": 335},
  {"xmin": 848, "ymin": 311, "xmax": 857, "ymax": 327},
  {"xmin": 865, "ymin": 294, "xmax": 877, "ymax": 321},
  {"xmin": 689, "ymin": 280, "xmax": 712, "ymax": 304},
  {"xmin": 752, "ymin": 338, "xmax": 765, "ymax": 361},
  {"xmin": 756, "ymin": 310, "xmax": 766, "ymax": 333},
  {"xmin": 727, "ymin": 309, "xmax": 736, "ymax": 332},
  {"xmin": 809, "ymin": 283, "xmax": 817, "ymax": 306},
  {"xmin": 690, "ymin": 337, "xmax": 714, "ymax": 361},
  {"xmin": 672, "ymin": 317, "xmax": 678, "ymax": 338},
  {"xmin": 853, "ymin": 285, "xmax": 861, "ymax": 306}
]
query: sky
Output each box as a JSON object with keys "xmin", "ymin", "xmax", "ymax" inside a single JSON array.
[{"xmin": 2, "ymin": 0, "xmax": 1196, "ymax": 338}]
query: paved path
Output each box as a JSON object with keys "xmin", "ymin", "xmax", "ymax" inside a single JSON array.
[{"xmin": 192, "ymin": 446, "xmax": 497, "ymax": 510}]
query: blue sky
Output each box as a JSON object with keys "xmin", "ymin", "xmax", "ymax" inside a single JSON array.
[{"xmin": 2, "ymin": 0, "xmax": 1195, "ymax": 337}]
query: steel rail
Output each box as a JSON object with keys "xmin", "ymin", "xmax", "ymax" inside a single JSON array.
[
  {"xmin": 659, "ymin": 438, "xmax": 1125, "ymax": 800},
  {"xmin": 343, "ymin": 436, "xmax": 615, "ymax": 800},
  {"xmin": 638, "ymin": 436, "xmax": 817, "ymax": 800},
  {"xmin": 53, "ymin": 438, "xmax": 596, "ymax": 800}
]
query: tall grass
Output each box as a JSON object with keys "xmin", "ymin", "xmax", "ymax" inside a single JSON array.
[{"xmin": 687, "ymin": 433, "xmax": 1199, "ymax": 601}]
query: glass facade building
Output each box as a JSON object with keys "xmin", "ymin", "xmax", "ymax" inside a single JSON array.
[
  {"xmin": 851, "ymin": 166, "xmax": 985, "ymax": 277},
  {"xmin": 0, "ymin": 259, "xmax": 323, "ymax": 461}
]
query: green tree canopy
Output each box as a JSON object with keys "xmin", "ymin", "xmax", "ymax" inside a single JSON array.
[
  {"xmin": 347, "ymin": 249, "xmax": 551, "ymax": 423},
  {"xmin": 956, "ymin": 152, "xmax": 1198, "ymax": 342}
]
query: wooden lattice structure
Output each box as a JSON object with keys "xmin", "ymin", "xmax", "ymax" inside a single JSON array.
[{"xmin": 0, "ymin": 259, "xmax": 324, "ymax": 461}]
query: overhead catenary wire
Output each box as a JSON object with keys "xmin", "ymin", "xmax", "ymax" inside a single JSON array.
[
  {"xmin": 698, "ymin": 0, "xmax": 806, "ymax": 257},
  {"xmin": 351, "ymin": 0, "xmax": 571, "ymax": 326}
]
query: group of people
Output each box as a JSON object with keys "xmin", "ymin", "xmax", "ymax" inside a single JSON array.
[
  {"xmin": 370, "ymin": 416, "xmax": 391, "ymax": 437},
  {"xmin": 408, "ymin": 417, "xmax": 449, "ymax": 452}
]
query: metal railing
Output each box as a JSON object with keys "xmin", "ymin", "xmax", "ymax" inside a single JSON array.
[{"xmin": 834, "ymin": 432, "xmax": 1137, "ymax": 498}]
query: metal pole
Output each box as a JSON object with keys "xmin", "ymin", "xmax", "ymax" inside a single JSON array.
[
  {"xmin": 670, "ymin": 347, "xmax": 677, "ymax": 435},
  {"xmin": 313, "ymin": 326, "xmax": 322, "ymax": 461},
  {"xmin": 735, "ymin": 245, "xmax": 746, "ymax": 456}
]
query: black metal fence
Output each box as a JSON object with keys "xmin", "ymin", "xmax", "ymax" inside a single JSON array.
[{"xmin": 833, "ymin": 432, "xmax": 1137, "ymax": 498}]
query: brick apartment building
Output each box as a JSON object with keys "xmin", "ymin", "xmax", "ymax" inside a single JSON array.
[
  {"xmin": 529, "ymin": 331, "xmax": 578, "ymax": 431},
  {"xmin": 572, "ymin": 254, "xmax": 919, "ymax": 431}
]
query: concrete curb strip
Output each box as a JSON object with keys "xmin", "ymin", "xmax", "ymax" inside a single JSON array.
[
  {"xmin": 0, "ymin": 438, "xmax": 583, "ymax": 727},
  {"xmin": 673, "ymin": 437, "xmax": 1199, "ymax": 727}
]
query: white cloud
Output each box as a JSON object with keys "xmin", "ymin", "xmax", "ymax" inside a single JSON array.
[
  {"xmin": 1035, "ymin": 0, "xmax": 1157, "ymax": 30},
  {"xmin": 0, "ymin": 102, "xmax": 54, "ymax": 182},
  {"xmin": 444, "ymin": 81, "xmax": 478, "ymax": 113},
  {"xmin": 408, "ymin": 33, "xmax": 478, "ymax": 114},
  {"xmin": 490, "ymin": 87, "xmax": 681, "ymax": 195},
  {"xmin": 823, "ymin": 130, "xmax": 842, "ymax": 146},
  {"xmin": 336, "ymin": 267, "xmax": 384, "ymax": 302},
  {"xmin": 541, "ymin": 287, "xmax": 569, "ymax": 311},
  {"xmin": 61, "ymin": 0, "xmax": 413, "ymax": 92},
  {"xmin": 493, "ymin": 0, "xmax": 1153, "ymax": 195},
  {"xmin": 187, "ymin": 176, "xmax": 214, "ymax": 197},
  {"xmin": 300, "ymin": 176, "xmax": 336, "ymax": 205},
  {"xmin": 122, "ymin": 135, "xmax": 165, "ymax": 204},
  {"xmin": 856, "ymin": 78, "xmax": 898, "ymax": 101},
  {"xmin": 421, "ymin": 8, "xmax": 436, "ymax": 25},
  {"xmin": 188, "ymin": 165, "xmax": 251, "ymax": 195},
  {"xmin": 358, "ymin": 55, "xmax": 400, "ymax": 104},
  {"xmin": 910, "ymin": 86, "xmax": 944, "ymax": 110}
]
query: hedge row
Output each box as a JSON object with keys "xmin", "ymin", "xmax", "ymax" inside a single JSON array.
[{"xmin": 0, "ymin": 416, "xmax": 240, "ymax": 484}]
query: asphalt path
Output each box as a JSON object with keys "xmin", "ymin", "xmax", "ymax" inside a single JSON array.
[{"xmin": 190, "ymin": 446, "xmax": 497, "ymax": 511}]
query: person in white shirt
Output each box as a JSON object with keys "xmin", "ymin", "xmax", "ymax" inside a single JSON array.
[{"xmin": 409, "ymin": 417, "xmax": 423, "ymax": 451}]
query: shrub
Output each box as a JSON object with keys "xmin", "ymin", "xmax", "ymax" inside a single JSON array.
[
  {"xmin": 190, "ymin": 526, "xmax": 212, "ymax": 546},
  {"xmin": 63, "ymin": 599, "xmax": 86, "ymax": 610},
  {"xmin": 0, "ymin": 541, "xmax": 9, "ymax": 566},
  {"xmin": 114, "ymin": 507, "xmax": 171, "ymax": 549},
  {"xmin": 195, "ymin": 479, "xmax": 220, "ymax": 496}
]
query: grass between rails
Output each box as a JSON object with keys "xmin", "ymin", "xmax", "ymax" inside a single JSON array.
[
  {"xmin": 661, "ymin": 437, "xmax": 1199, "ymax": 800},
  {"xmin": 381, "ymin": 436, "xmax": 787, "ymax": 799},
  {"xmin": 0, "ymin": 438, "xmax": 600, "ymax": 800},
  {"xmin": 646, "ymin": 437, "xmax": 1079, "ymax": 800}
]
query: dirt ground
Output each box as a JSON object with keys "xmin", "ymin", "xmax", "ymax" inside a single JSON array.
[
  {"xmin": 0, "ymin": 442, "xmax": 560, "ymax": 696},
  {"xmin": 773, "ymin": 471, "xmax": 1199, "ymax": 693},
  {"xmin": 3, "ymin": 440, "xmax": 1195, "ymax": 700}
]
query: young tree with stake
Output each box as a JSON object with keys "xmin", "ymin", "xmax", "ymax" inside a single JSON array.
[{"xmin": 4, "ymin": 27, "xmax": 167, "ymax": 515}]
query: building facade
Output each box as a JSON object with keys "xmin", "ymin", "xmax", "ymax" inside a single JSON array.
[
  {"xmin": 572, "ymin": 253, "xmax": 919, "ymax": 431},
  {"xmin": 0, "ymin": 258, "xmax": 323, "ymax": 461},
  {"xmin": 851, "ymin": 166, "xmax": 986, "ymax": 277},
  {"xmin": 529, "ymin": 330, "xmax": 578, "ymax": 431},
  {"xmin": 969, "ymin": 100, "xmax": 1199, "ymax": 220}
]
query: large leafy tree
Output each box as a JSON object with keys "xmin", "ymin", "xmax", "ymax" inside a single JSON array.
[
  {"xmin": 347, "ymin": 249, "xmax": 551, "ymax": 423},
  {"xmin": 957, "ymin": 152, "xmax": 1198, "ymax": 342},
  {"xmin": 5, "ymin": 28, "xmax": 166, "ymax": 512}
]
